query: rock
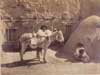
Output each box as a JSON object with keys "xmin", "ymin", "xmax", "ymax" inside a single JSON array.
[{"xmin": 64, "ymin": 15, "xmax": 100, "ymax": 61}]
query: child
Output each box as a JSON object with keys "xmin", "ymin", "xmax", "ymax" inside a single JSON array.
[
  {"xmin": 74, "ymin": 43, "xmax": 90, "ymax": 62},
  {"xmin": 37, "ymin": 25, "xmax": 52, "ymax": 42}
]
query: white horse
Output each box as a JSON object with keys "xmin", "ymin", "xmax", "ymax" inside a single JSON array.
[{"xmin": 19, "ymin": 30, "xmax": 64, "ymax": 63}]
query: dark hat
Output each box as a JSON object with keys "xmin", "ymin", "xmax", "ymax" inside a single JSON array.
[
  {"xmin": 40, "ymin": 25, "xmax": 48, "ymax": 30},
  {"xmin": 77, "ymin": 42, "xmax": 84, "ymax": 47},
  {"xmin": 79, "ymin": 49, "xmax": 84, "ymax": 54}
]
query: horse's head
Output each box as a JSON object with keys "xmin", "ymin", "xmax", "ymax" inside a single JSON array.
[{"xmin": 54, "ymin": 30, "xmax": 64, "ymax": 43}]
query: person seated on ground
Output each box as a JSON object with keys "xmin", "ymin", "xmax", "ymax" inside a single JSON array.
[
  {"xmin": 74, "ymin": 43, "xmax": 90, "ymax": 63},
  {"xmin": 37, "ymin": 25, "xmax": 52, "ymax": 43}
]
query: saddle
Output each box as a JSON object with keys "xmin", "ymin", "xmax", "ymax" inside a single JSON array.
[{"xmin": 30, "ymin": 36, "xmax": 48, "ymax": 48}]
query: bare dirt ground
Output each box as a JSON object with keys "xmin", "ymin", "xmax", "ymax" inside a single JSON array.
[{"xmin": 1, "ymin": 47, "xmax": 100, "ymax": 75}]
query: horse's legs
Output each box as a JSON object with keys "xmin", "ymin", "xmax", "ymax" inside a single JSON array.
[
  {"xmin": 36, "ymin": 47, "xmax": 42, "ymax": 61},
  {"xmin": 42, "ymin": 48, "xmax": 47, "ymax": 63},
  {"xmin": 20, "ymin": 43, "xmax": 27, "ymax": 61},
  {"xmin": 36, "ymin": 49, "xmax": 40, "ymax": 60},
  {"xmin": 20, "ymin": 51, "xmax": 23, "ymax": 61}
]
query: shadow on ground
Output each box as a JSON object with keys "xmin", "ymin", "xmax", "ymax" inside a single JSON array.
[{"xmin": 1, "ymin": 58, "xmax": 45, "ymax": 68}]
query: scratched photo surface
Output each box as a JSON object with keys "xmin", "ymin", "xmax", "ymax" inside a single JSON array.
[{"xmin": 0, "ymin": 0, "xmax": 100, "ymax": 75}]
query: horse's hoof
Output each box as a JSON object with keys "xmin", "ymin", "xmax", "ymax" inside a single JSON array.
[
  {"xmin": 21, "ymin": 60, "xmax": 24, "ymax": 62},
  {"xmin": 38, "ymin": 59, "xmax": 40, "ymax": 61},
  {"xmin": 43, "ymin": 60, "xmax": 47, "ymax": 63},
  {"xmin": 40, "ymin": 61, "xmax": 43, "ymax": 63},
  {"xmin": 21, "ymin": 59, "xmax": 24, "ymax": 62}
]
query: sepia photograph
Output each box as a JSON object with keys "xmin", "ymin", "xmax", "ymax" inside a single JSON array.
[{"xmin": 0, "ymin": 0, "xmax": 100, "ymax": 75}]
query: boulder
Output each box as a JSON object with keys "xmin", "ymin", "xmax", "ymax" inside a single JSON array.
[{"xmin": 64, "ymin": 15, "xmax": 100, "ymax": 61}]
